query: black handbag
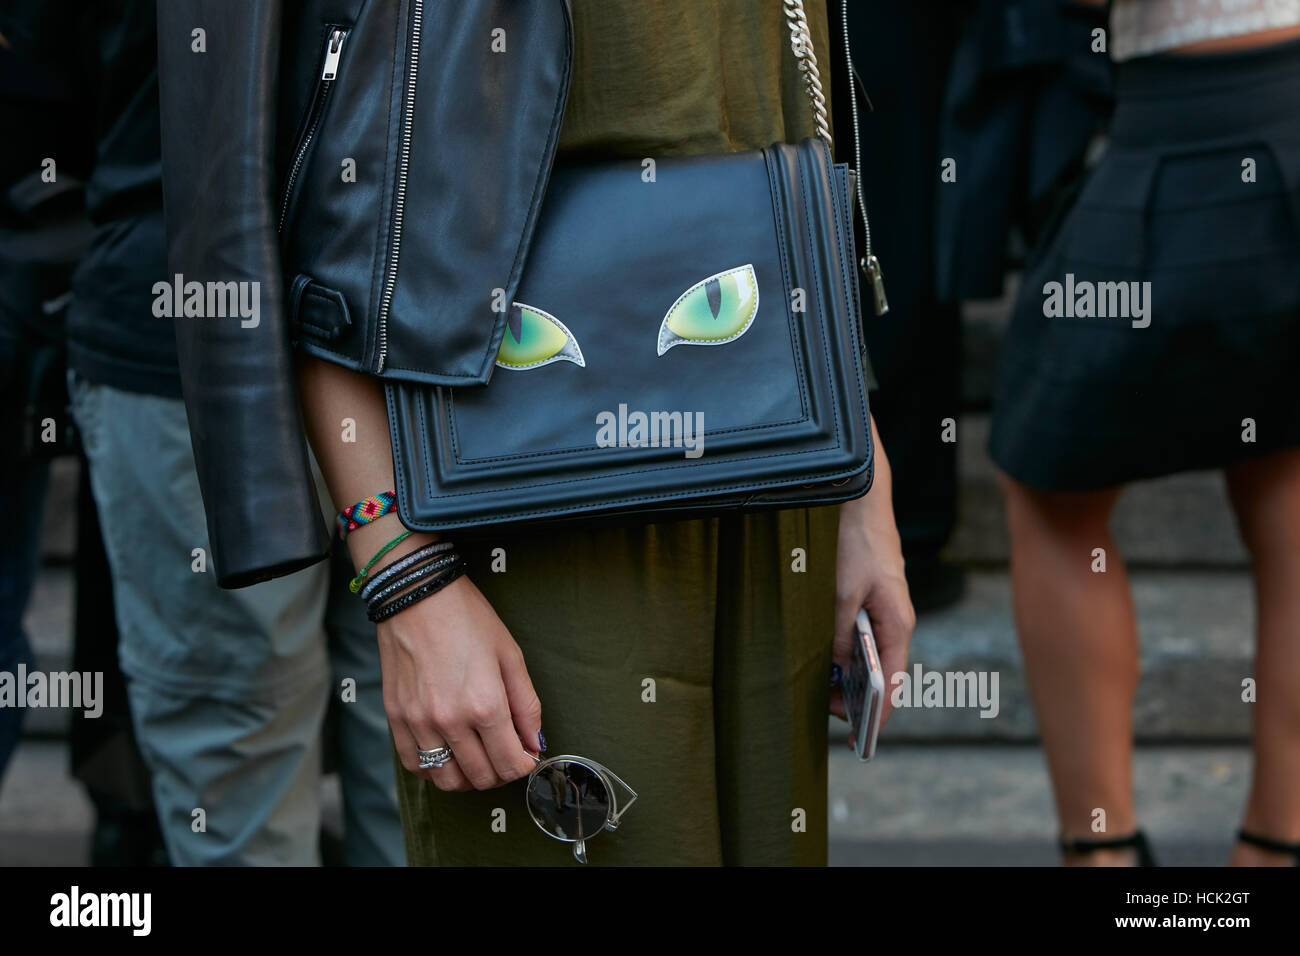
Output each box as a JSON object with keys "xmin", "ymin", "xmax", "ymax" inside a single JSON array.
[{"xmin": 387, "ymin": 0, "xmax": 878, "ymax": 533}]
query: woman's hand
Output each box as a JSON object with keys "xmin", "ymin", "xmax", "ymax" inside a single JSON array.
[
  {"xmin": 377, "ymin": 573, "xmax": 543, "ymax": 791},
  {"xmin": 831, "ymin": 416, "xmax": 915, "ymax": 726},
  {"xmin": 293, "ymin": 357, "xmax": 540, "ymax": 791}
]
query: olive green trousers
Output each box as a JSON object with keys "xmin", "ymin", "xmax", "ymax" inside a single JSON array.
[{"xmin": 392, "ymin": 506, "xmax": 839, "ymax": 866}]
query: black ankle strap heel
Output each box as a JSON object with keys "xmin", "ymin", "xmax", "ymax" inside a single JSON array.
[
  {"xmin": 1059, "ymin": 830, "xmax": 1157, "ymax": 866},
  {"xmin": 1238, "ymin": 829, "xmax": 1300, "ymax": 865}
]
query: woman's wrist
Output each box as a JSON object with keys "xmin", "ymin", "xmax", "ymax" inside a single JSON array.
[{"xmin": 343, "ymin": 513, "xmax": 467, "ymax": 622}]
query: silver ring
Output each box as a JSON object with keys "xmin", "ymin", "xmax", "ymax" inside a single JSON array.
[{"xmin": 417, "ymin": 746, "xmax": 453, "ymax": 770}]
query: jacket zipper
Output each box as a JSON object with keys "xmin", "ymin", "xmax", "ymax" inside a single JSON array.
[
  {"xmin": 278, "ymin": 27, "xmax": 349, "ymax": 235},
  {"xmin": 375, "ymin": 0, "xmax": 423, "ymax": 373}
]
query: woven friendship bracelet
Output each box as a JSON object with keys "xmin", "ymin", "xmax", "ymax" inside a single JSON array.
[
  {"xmin": 366, "ymin": 552, "xmax": 460, "ymax": 607},
  {"xmin": 349, "ymin": 529, "xmax": 413, "ymax": 593},
  {"xmin": 368, "ymin": 558, "xmax": 466, "ymax": 623},
  {"xmin": 359, "ymin": 540, "xmax": 456, "ymax": 602},
  {"xmin": 337, "ymin": 490, "xmax": 397, "ymax": 539}
]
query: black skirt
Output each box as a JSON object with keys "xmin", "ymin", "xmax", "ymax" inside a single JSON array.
[{"xmin": 989, "ymin": 37, "xmax": 1300, "ymax": 491}]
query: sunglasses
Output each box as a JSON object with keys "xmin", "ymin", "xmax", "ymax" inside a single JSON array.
[{"xmin": 525, "ymin": 752, "xmax": 637, "ymax": 864}]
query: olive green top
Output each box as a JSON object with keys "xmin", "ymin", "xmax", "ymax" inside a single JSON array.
[{"xmin": 558, "ymin": 0, "xmax": 833, "ymax": 159}]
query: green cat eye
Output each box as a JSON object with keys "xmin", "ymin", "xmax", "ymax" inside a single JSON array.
[
  {"xmin": 496, "ymin": 303, "xmax": 585, "ymax": 370},
  {"xmin": 657, "ymin": 264, "xmax": 759, "ymax": 356}
]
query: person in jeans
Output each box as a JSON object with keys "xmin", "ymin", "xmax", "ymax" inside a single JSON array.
[{"xmin": 2, "ymin": 0, "xmax": 403, "ymax": 865}]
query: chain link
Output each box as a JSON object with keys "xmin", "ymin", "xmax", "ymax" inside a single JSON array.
[{"xmin": 783, "ymin": 0, "xmax": 833, "ymax": 148}]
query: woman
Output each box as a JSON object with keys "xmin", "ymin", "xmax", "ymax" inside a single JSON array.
[
  {"xmin": 991, "ymin": 0, "xmax": 1300, "ymax": 866},
  {"xmin": 293, "ymin": 0, "xmax": 914, "ymax": 865}
]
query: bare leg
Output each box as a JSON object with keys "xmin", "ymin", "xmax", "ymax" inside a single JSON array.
[
  {"xmin": 999, "ymin": 474, "xmax": 1140, "ymax": 865},
  {"xmin": 1225, "ymin": 449, "xmax": 1300, "ymax": 866}
]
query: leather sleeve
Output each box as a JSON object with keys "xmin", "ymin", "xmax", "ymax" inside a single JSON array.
[{"xmin": 156, "ymin": 0, "xmax": 331, "ymax": 588}]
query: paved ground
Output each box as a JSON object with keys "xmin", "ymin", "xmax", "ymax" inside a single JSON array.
[
  {"xmin": 826, "ymin": 742, "xmax": 1250, "ymax": 866},
  {"xmin": 0, "ymin": 738, "xmax": 1250, "ymax": 866}
]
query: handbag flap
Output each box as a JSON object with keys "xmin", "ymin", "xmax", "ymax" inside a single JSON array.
[{"xmin": 388, "ymin": 138, "xmax": 872, "ymax": 530}]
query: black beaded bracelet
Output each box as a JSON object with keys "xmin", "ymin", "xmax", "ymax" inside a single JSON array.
[
  {"xmin": 366, "ymin": 552, "xmax": 460, "ymax": 607},
  {"xmin": 359, "ymin": 540, "xmax": 455, "ymax": 602},
  {"xmin": 368, "ymin": 557, "xmax": 466, "ymax": 623}
]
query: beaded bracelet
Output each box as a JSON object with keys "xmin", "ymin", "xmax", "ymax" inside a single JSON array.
[
  {"xmin": 359, "ymin": 540, "xmax": 456, "ymax": 602},
  {"xmin": 368, "ymin": 558, "xmax": 466, "ymax": 623},
  {"xmin": 337, "ymin": 490, "xmax": 397, "ymax": 539},
  {"xmin": 365, "ymin": 552, "xmax": 460, "ymax": 607}
]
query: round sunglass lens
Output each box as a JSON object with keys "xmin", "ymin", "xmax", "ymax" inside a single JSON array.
[{"xmin": 526, "ymin": 760, "xmax": 610, "ymax": 842}]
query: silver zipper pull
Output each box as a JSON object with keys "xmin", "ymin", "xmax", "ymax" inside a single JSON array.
[
  {"xmin": 321, "ymin": 29, "xmax": 346, "ymax": 81},
  {"xmin": 841, "ymin": 0, "xmax": 888, "ymax": 318},
  {"xmin": 861, "ymin": 255, "xmax": 889, "ymax": 316}
]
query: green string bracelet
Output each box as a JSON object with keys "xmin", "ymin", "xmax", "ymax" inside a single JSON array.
[{"xmin": 349, "ymin": 529, "xmax": 414, "ymax": 593}]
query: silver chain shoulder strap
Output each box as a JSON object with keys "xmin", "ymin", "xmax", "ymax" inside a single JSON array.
[
  {"xmin": 783, "ymin": 0, "xmax": 833, "ymax": 148},
  {"xmin": 782, "ymin": 0, "xmax": 889, "ymax": 314}
]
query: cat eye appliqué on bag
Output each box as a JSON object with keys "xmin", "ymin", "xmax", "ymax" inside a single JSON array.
[
  {"xmin": 495, "ymin": 304, "xmax": 586, "ymax": 371},
  {"xmin": 657, "ymin": 264, "xmax": 760, "ymax": 355}
]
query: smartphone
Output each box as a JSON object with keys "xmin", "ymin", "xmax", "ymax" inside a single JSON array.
[{"xmin": 845, "ymin": 608, "xmax": 885, "ymax": 761}]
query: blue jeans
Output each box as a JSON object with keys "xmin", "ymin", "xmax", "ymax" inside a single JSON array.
[{"xmin": 68, "ymin": 370, "xmax": 402, "ymax": 864}]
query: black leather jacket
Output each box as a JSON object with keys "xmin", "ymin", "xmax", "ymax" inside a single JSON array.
[{"xmin": 156, "ymin": 0, "xmax": 571, "ymax": 587}]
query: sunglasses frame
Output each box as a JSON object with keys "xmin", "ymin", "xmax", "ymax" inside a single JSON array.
[{"xmin": 524, "ymin": 753, "xmax": 637, "ymax": 864}]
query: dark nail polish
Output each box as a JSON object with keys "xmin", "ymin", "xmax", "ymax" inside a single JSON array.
[
  {"xmin": 830, "ymin": 664, "xmax": 842, "ymax": 687},
  {"xmin": 537, "ymin": 729, "xmax": 548, "ymax": 753}
]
